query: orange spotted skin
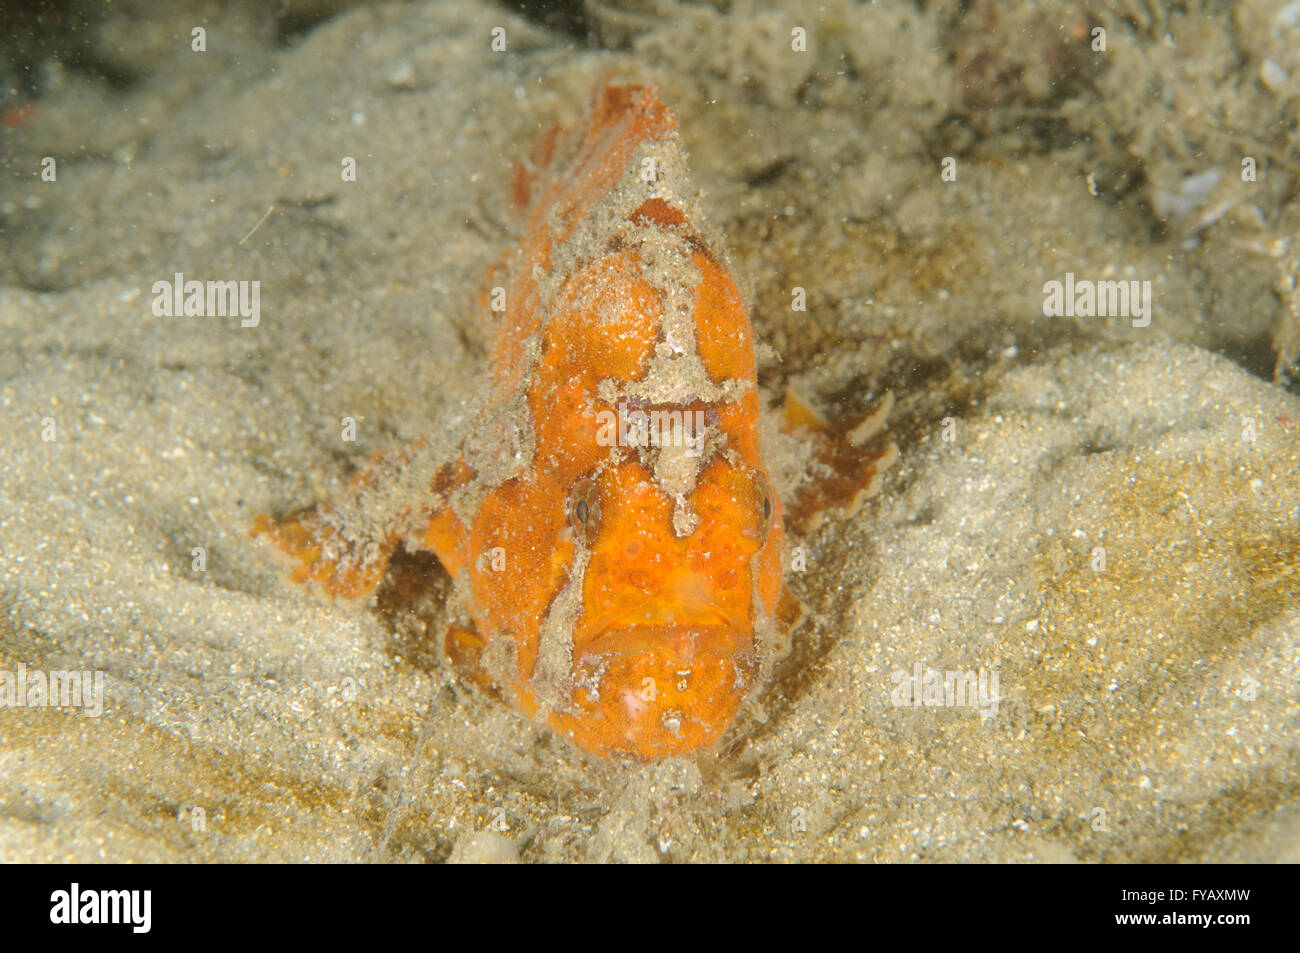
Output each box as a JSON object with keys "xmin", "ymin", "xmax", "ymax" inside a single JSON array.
[
  {"xmin": 255, "ymin": 81, "xmax": 872, "ymax": 760},
  {"xmin": 458, "ymin": 81, "xmax": 784, "ymax": 758}
]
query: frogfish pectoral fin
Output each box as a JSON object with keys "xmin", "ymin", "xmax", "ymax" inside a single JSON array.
[
  {"xmin": 252, "ymin": 441, "xmax": 474, "ymax": 605},
  {"xmin": 780, "ymin": 388, "xmax": 898, "ymax": 534}
]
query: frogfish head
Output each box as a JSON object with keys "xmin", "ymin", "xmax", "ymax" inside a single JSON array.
[{"xmin": 546, "ymin": 452, "xmax": 784, "ymax": 759}]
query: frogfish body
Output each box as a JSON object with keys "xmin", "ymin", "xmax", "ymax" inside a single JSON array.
[{"xmin": 254, "ymin": 80, "xmax": 893, "ymax": 759}]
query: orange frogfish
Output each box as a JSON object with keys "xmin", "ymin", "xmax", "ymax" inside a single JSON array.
[{"xmin": 254, "ymin": 80, "xmax": 895, "ymax": 759}]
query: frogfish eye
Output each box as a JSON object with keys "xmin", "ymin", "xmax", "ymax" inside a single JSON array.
[
  {"xmin": 568, "ymin": 476, "xmax": 602, "ymax": 544},
  {"xmin": 754, "ymin": 472, "xmax": 775, "ymax": 538}
]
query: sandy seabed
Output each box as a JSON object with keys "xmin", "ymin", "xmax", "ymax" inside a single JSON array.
[{"xmin": 1, "ymin": 0, "xmax": 1298, "ymax": 862}]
